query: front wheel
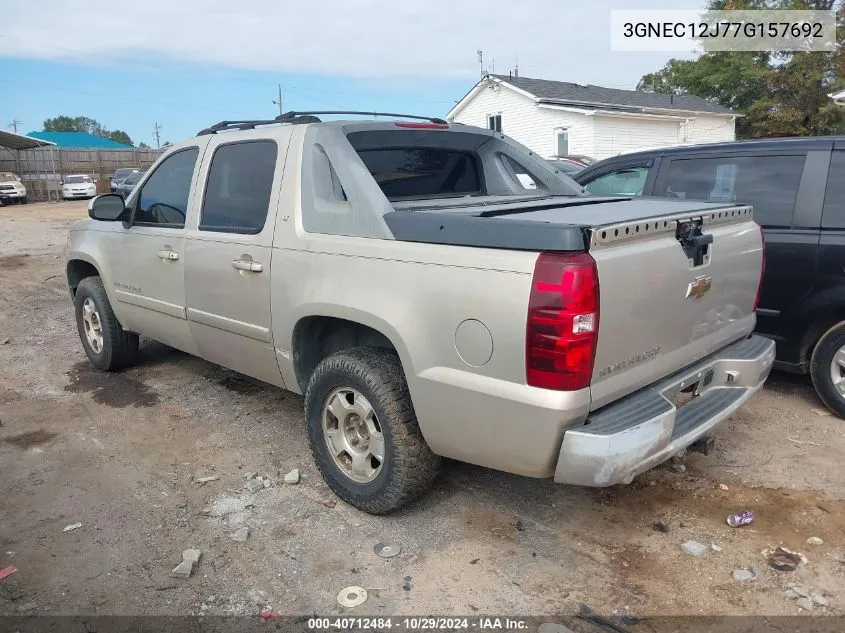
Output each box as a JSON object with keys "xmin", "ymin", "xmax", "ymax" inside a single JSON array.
[
  {"xmin": 19, "ymin": 196, "xmax": 27, "ymax": 204},
  {"xmin": 74, "ymin": 276, "xmax": 139, "ymax": 371},
  {"xmin": 810, "ymin": 321, "xmax": 845, "ymax": 418},
  {"xmin": 304, "ymin": 347, "xmax": 440, "ymax": 514}
]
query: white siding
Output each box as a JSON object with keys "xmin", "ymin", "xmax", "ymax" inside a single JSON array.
[
  {"xmin": 451, "ymin": 84, "xmax": 595, "ymax": 159},
  {"xmin": 450, "ymin": 80, "xmax": 736, "ymax": 161},
  {"xmin": 685, "ymin": 113, "xmax": 735, "ymax": 145},
  {"xmin": 592, "ymin": 114, "xmax": 683, "ymax": 159},
  {"xmin": 593, "ymin": 113, "xmax": 735, "ymax": 158}
]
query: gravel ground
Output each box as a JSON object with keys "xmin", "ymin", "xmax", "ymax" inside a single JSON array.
[{"xmin": 1, "ymin": 201, "xmax": 843, "ymax": 622}]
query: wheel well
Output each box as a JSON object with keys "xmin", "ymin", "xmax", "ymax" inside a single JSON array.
[
  {"xmin": 66, "ymin": 260, "xmax": 100, "ymax": 296},
  {"xmin": 802, "ymin": 314, "xmax": 845, "ymax": 366},
  {"xmin": 293, "ymin": 316, "xmax": 397, "ymax": 391}
]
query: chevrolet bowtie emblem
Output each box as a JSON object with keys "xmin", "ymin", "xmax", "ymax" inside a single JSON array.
[{"xmin": 686, "ymin": 275, "xmax": 712, "ymax": 299}]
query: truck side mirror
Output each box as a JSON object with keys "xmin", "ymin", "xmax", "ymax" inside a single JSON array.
[{"xmin": 89, "ymin": 194, "xmax": 127, "ymax": 221}]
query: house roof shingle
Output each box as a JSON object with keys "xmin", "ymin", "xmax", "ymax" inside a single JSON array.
[{"xmin": 490, "ymin": 74, "xmax": 735, "ymax": 115}]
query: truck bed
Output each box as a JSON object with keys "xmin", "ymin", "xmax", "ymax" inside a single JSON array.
[{"xmin": 385, "ymin": 196, "xmax": 744, "ymax": 251}]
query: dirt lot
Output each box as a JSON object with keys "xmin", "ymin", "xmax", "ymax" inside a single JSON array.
[{"xmin": 1, "ymin": 201, "xmax": 844, "ymax": 623}]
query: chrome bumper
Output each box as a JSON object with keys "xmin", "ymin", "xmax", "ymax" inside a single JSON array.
[{"xmin": 554, "ymin": 335, "xmax": 775, "ymax": 486}]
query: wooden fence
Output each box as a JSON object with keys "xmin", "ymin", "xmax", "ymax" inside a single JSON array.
[{"xmin": 0, "ymin": 147, "xmax": 166, "ymax": 201}]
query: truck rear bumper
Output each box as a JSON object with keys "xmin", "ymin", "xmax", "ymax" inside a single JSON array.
[{"xmin": 554, "ymin": 335, "xmax": 775, "ymax": 487}]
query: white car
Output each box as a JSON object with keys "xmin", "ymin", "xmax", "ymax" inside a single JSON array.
[
  {"xmin": 61, "ymin": 175, "xmax": 97, "ymax": 200},
  {"xmin": 0, "ymin": 172, "xmax": 27, "ymax": 204}
]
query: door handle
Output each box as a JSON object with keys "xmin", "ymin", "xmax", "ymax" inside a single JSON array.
[
  {"xmin": 156, "ymin": 249, "xmax": 179, "ymax": 261},
  {"xmin": 232, "ymin": 259, "xmax": 264, "ymax": 273}
]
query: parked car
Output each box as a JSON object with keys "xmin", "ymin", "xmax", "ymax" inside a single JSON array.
[
  {"xmin": 113, "ymin": 171, "xmax": 144, "ymax": 198},
  {"xmin": 0, "ymin": 172, "xmax": 28, "ymax": 204},
  {"xmin": 546, "ymin": 157, "xmax": 587, "ymax": 176},
  {"xmin": 61, "ymin": 174, "xmax": 97, "ymax": 200},
  {"xmin": 558, "ymin": 154, "xmax": 597, "ymax": 166},
  {"xmin": 110, "ymin": 168, "xmax": 139, "ymax": 193},
  {"xmin": 574, "ymin": 137, "xmax": 845, "ymax": 416},
  {"xmin": 66, "ymin": 113, "xmax": 771, "ymax": 513}
]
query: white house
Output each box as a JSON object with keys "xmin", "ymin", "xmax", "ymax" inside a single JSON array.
[{"xmin": 447, "ymin": 74, "xmax": 738, "ymax": 161}]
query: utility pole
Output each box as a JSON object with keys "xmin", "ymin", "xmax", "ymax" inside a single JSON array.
[
  {"xmin": 8, "ymin": 119, "xmax": 20, "ymax": 133},
  {"xmin": 153, "ymin": 122, "xmax": 162, "ymax": 149},
  {"xmin": 272, "ymin": 84, "xmax": 284, "ymax": 116},
  {"xmin": 477, "ymin": 50, "xmax": 483, "ymax": 78}
]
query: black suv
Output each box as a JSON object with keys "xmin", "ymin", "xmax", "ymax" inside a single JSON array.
[{"xmin": 574, "ymin": 137, "xmax": 845, "ymax": 416}]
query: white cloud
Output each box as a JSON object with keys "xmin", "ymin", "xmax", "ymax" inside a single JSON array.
[{"xmin": 1, "ymin": 0, "xmax": 703, "ymax": 86}]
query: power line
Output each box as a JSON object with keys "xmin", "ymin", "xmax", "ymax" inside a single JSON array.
[
  {"xmin": 0, "ymin": 34, "xmax": 458, "ymax": 105},
  {"xmin": 8, "ymin": 79, "xmax": 253, "ymax": 116}
]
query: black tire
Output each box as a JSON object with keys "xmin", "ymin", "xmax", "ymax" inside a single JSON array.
[
  {"xmin": 304, "ymin": 347, "xmax": 440, "ymax": 514},
  {"xmin": 810, "ymin": 321, "xmax": 845, "ymax": 418},
  {"xmin": 74, "ymin": 276, "xmax": 139, "ymax": 371},
  {"xmin": 20, "ymin": 196, "xmax": 27, "ymax": 204}
]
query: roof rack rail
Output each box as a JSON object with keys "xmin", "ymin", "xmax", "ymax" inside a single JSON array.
[
  {"xmin": 197, "ymin": 119, "xmax": 278, "ymax": 136},
  {"xmin": 197, "ymin": 111, "xmax": 448, "ymax": 136},
  {"xmin": 275, "ymin": 111, "xmax": 448, "ymax": 125}
]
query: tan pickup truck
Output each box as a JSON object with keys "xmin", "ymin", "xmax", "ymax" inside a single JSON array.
[{"xmin": 65, "ymin": 112, "xmax": 774, "ymax": 514}]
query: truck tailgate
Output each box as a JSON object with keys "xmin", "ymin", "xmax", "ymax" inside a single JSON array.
[
  {"xmin": 385, "ymin": 195, "xmax": 763, "ymax": 409},
  {"xmin": 586, "ymin": 206, "xmax": 762, "ymax": 410}
]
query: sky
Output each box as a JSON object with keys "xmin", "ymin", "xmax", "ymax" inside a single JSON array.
[{"xmin": 0, "ymin": 0, "xmax": 704, "ymax": 147}]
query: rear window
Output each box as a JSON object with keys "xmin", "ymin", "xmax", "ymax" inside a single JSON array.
[
  {"xmin": 656, "ymin": 154, "xmax": 806, "ymax": 227},
  {"xmin": 355, "ymin": 148, "xmax": 482, "ymax": 199},
  {"xmin": 65, "ymin": 175, "xmax": 92, "ymax": 184},
  {"xmin": 114, "ymin": 168, "xmax": 135, "ymax": 178}
]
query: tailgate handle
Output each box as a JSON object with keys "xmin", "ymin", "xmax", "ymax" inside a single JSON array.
[
  {"xmin": 690, "ymin": 234, "xmax": 713, "ymax": 248},
  {"xmin": 676, "ymin": 219, "xmax": 712, "ymax": 267}
]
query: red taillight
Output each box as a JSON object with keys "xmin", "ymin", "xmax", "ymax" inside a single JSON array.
[
  {"xmin": 393, "ymin": 122, "xmax": 449, "ymax": 129},
  {"xmin": 754, "ymin": 222, "xmax": 766, "ymax": 312},
  {"xmin": 526, "ymin": 252, "xmax": 599, "ymax": 391}
]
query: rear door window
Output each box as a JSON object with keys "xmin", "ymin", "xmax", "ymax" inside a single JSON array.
[
  {"xmin": 583, "ymin": 166, "xmax": 650, "ymax": 196},
  {"xmin": 355, "ymin": 148, "xmax": 481, "ymax": 199},
  {"xmin": 200, "ymin": 140, "xmax": 278, "ymax": 234},
  {"xmin": 822, "ymin": 150, "xmax": 845, "ymax": 229},
  {"xmin": 656, "ymin": 154, "xmax": 806, "ymax": 227}
]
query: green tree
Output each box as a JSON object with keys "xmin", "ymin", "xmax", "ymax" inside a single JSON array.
[
  {"xmin": 637, "ymin": 0, "xmax": 844, "ymax": 138},
  {"xmin": 108, "ymin": 130, "xmax": 133, "ymax": 146},
  {"xmin": 138, "ymin": 142, "xmax": 150, "ymax": 150},
  {"xmin": 42, "ymin": 115, "xmax": 81, "ymax": 132},
  {"xmin": 43, "ymin": 115, "xmax": 108, "ymax": 135},
  {"xmin": 43, "ymin": 116, "xmax": 135, "ymax": 146}
]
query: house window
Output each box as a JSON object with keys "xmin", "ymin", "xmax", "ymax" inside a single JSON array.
[
  {"xmin": 487, "ymin": 114, "xmax": 502, "ymax": 133},
  {"xmin": 555, "ymin": 129, "xmax": 569, "ymax": 156}
]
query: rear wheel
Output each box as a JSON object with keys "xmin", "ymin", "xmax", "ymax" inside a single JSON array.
[
  {"xmin": 74, "ymin": 276, "xmax": 139, "ymax": 371},
  {"xmin": 810, "ymin": 321, "xmax": 845, "ymax": 418},
  {"xmin": 304, "ymin": 347, "xmax": 440, "ymax": 514}
]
